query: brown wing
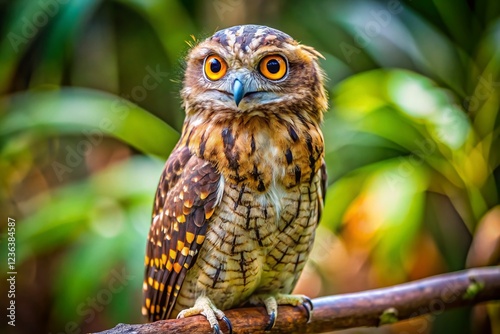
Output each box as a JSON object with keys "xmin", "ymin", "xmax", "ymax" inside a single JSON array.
[{"xmin": 142, "ymin": 146, "xmax": 221, "ymax": 321}]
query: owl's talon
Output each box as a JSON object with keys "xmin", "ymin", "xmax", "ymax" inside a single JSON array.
[
  {"xmin": 177, "ymin": 296, "xmax": 227, "ymax": 333},
  {"xmin": 221, "ymin": 315, "xmax": 233, "ymax": 334},
  {"xmin": 304, "ymin": 296, "xmax": 314, "ymax": 311},
  {"xmin": 264, "ymin": 310, "xmax": 276, "ymax": 331},
  {"xmin": 250, "ymin": 293, "xmax": 313, "ymax": 330},
  {"xmin": 302, "ymin": 296, "xmax": 313, "ymax": 323}
]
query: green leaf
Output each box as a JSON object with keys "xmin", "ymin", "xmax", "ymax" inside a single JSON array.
[{"xmin": 0, "ymin": 87, "xmax": 179, "ymax": 159}]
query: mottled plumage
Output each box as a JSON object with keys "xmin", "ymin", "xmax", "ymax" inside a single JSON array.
[{"xmin": 143, "ymin": 25, "xmax": 328, "ymax": 332}]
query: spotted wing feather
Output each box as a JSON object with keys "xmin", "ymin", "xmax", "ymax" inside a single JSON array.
[{"xmin": 143, "ymin": 146, "xmax": 221, "ymax": 321}]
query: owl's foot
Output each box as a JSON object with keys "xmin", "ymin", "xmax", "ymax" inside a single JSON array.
[
  {"xmin": 177, "ymin": 296, "xmax": 232, "ymax": 334},
  {"xmin": 249, "ymin": 293, "xmax": 314, "ymax": 330}
]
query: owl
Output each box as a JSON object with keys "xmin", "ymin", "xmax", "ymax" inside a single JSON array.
[{"xmin": 143, "ymin": 25, "xmax": 328, "ymax": 333}]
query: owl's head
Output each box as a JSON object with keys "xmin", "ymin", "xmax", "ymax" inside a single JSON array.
[{"xmin": 181, "ymin": 25, "xmax": 328, "ymax": 123}]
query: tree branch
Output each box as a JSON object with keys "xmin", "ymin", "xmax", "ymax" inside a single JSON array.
[{"xmin": 96, "ymin": 267, "xmax": 500, "ymax": 334}]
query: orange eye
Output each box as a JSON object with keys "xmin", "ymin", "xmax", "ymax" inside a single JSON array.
[
  {"xmin": 204, "ymin": 55, "xmax": 227, "ymax": 81},
  {"xmin": 259, "ymin": 55, "xmax": 287, "ymax": 80}
]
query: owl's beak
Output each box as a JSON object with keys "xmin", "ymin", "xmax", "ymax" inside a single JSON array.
[{"xmin": 232, "ymin": 78, "xmax": 245, "ymax": 107}]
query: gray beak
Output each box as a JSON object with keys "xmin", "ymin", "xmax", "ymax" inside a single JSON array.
[{"xmin": 232, "ymin": 78, "xmax": 245, "ymax": 106}]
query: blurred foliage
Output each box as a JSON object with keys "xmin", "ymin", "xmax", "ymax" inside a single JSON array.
[{"xmin": 0, "ymin": 0, "xmax": 499, "ymax": 333}]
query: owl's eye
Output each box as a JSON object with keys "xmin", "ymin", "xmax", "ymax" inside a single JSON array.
[
  {"xmin": 204, "ymin": 55, "xmax": 227, "ymax": 81},
  {"xmin": 259, "ymin": 55, "xmax": 287, "ymax": 81}
]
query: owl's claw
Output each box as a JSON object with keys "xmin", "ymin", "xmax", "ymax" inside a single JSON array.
[
  {"xmin": 177, "ymin": 296, "xmax": 231, "ymax": 334},
  {"xmin": 250, "ymin": 293, "xmax": 313, "ymax": 331},
  {"xmin": 264, "ymin": 310, "xmax": 276, "ymax": 331},
  {"xmin": 222, "ymin": 315, "xmax": 233, "ymax": 334},
  {"xmin": 302, "ymin": 296, "xmax": 314, "ymax": 322}
]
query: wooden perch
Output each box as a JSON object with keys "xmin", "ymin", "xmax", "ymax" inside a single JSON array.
[{"xmin": 96, "ymin": 266, "xmax": 500, "ymax": 334}]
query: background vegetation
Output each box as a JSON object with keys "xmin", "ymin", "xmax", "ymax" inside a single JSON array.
[{"xmin": 1, "ymin": 0, "xmax": 499, "ymax": 333}]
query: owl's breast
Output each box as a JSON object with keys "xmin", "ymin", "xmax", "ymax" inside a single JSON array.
[{"xmin": 182, "ymin": 114, "xmax": 324, "ymax": 195}]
